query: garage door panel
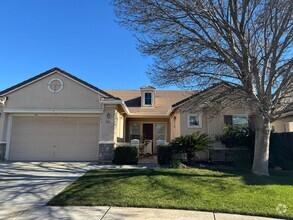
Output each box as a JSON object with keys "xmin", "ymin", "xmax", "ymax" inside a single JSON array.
[{"xmin": 9, "ymin": 116, "xmax": 100, "ymax": 161}]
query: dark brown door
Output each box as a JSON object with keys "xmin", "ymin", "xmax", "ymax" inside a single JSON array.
[
  {"xmin": 143, "ymin": 124, "xmax": 153, "ymax": 140},
  {"xmin": 143, "ymin": 123, "xmax": 153, "ymax": 153}
]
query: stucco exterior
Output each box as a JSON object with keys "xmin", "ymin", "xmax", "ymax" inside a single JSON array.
[
  {"xmin": 1, "ymin": 67, "xmax": 290, "ymax": 162},
  {"xmin": 4, "ymin": 73, "xmax": 103, "ymax": 110},
  {"xmin": 0, "ymin": 68, "xmax": 118, "ymax": 161},
  {"xmin": 272, "ymin": 115, "xmax": 293, "ymax": 132}
]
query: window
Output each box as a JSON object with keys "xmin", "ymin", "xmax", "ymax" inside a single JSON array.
[
  {"xmin": 188, "ymin": 113, "xmax": 202, "ymax": 128},
  {"xmin": 130, "ymin": 123, "xmax": 141, "ymax": 140},
  {"xmin": 232, "ymin": 115, "xmax": 248, "ymax": 127},
  {"xmin": 155, "ymin": 123, "xmax": 166, "ymax": 143},
  {"xmin": 144, "ymin": 93, "xmax": 152, "ymax": 105},
  {"xmin": 224, "ymin": 115, "xmax": 248, "ymax": 127}
]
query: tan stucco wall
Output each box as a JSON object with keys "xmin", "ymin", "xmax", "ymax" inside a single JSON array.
[
  {"xmin": 1, "ymin": 72, "xmax": 119, "ymax": 146},
  {"xmin": 0, "ymin": 108, "xmax": 6, "ymax": 141},
  {"xmin": 100, "ymin": 106, "xmax": 116, "ymax": 142},
  {"xmin": 178, "ymin": 107, "xmax": 250, "ymax": 149},
  {"xmin": 272, "ymin": 116, "xmax": 293, "ymax": 132},
  {"xmin": 114, "ymin": 110, "xmax": 125, "ymax": 142},
  {"xmin": 170, "ymin": 111, "xmax": 181, "ymax": 140},
  {"xmin": 4, "ymin": 73, "xmax": 102, "ymax": 110},
  {"xmin": 179, "ymin": 111, "xmax": 208, "ymax": 136}
]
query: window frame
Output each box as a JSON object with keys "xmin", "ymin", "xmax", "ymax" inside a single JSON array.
[
  {"xmin": 129, "ymin": 123, "xmax": 141, "ymax": 140},
  {"xmin": 232, "ymin": 115, "xmax": 249, "ymax": 127},
  {"xmin": 187, "ymin": 113, "xmax": 203, "ymax": 128},
  {"xmin": 144, "ymin": 92, "xmax": 152, "ymax": 106}
]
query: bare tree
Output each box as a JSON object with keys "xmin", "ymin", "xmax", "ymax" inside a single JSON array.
[{"xmin": 113, "ymin": 0, "xmax": 293, "ymax": 175}]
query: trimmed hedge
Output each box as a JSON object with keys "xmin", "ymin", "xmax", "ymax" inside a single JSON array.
[
  {"xmin": 157, "ymin": 145, "xmax": 174, "ymax": 165},
  {"xmin": 113, "ymin": 146, "xmax": 138, "ymax": 165}
]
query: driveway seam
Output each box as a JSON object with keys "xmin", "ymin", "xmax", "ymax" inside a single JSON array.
[
  {"xmin": 100, "ymin": 206, "xmax": 111, "ymax": 220},
  {"xmin": 14, "ymin": 205, "xmax": 31, "ymax": 220},
  {"xmin": 213, "ymin": 212, "xmax": 216, "ymax": 220}
]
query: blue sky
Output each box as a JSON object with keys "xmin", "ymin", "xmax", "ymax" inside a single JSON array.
[{"xmin": 0, "ymin": 0, "xmax": 176, "ymax": 91}]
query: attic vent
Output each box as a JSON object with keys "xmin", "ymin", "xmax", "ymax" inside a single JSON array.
[
  {"xmin": 48, "ymin": 78, "xmax": 64, "ymax": 93},
  {"xmin": 0, "ymin": 96, "xmax": 7, "ymax": 105}
]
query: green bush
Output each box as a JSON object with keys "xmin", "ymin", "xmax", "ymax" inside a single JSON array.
[
  {"xmin": 169, "ymin": 131, "xmax": 213, "ymax": 163},
  {"xmin": 157, "ymin": 145, "xmax": 174, "ymax": 165},
  {"xmin": 216, "ymin": 125, "xmax": 254, "ymax": 149},
  {"xmin": 170, "ymin": 160, "xmax": 186, "ymax": 169},
  {"xmin": 113, "ymin": 146, "xmax": 138, "ymax": 165}
]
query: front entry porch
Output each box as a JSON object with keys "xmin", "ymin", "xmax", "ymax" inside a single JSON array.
[{"xmin": 125, "ymin": 118, "xmax": 170, "ymax": 156}]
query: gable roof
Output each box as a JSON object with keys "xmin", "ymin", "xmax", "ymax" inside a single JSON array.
[
  {"xmin": 0, "ymin": 67, "xmax": 119, "ymax": 99},
  {"xmin": 172, "ymin": 82, "xmax": 235, "ymax": 109},
  {"xmin": 106, "ymin": 90, "xmax": 194, "ymax": 115}
]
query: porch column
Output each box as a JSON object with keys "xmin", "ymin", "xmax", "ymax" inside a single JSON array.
[{"xmin": 99, "ymin": 106, "xmax": 116, "ymax": 161}]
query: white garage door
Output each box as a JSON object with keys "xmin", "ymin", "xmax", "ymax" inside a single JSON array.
[{"xmin": 9, "ymin": 116, "xmax": 100, "ymax": 161}]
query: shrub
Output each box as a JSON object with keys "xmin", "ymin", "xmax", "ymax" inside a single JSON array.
[
  {"xmin": 169, "ymin": 131, "xmax": 213, "ymax": 163},
  {"xmin": 216, "ymin": 125, "xmax": 254, "ymax": 149},
  {"xmin": 170, "ymin": 160, "xmax": 186, "ymax": 169},
  {"xmin": 112, "ymin": 146, "xmax": 138, "ymax": 165},
  {"xmin": 157, "ymin": 145, "xmax": 174, "ymax": 165}
]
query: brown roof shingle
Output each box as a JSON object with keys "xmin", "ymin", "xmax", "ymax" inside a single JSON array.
[{"xmin": 106, "ymin": 90, "xmax": 194, "ymax": 115}]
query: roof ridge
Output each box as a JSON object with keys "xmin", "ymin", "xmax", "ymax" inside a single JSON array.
[{"xmin": 0, "ymin": 67, "xmax": 120, "ymax": 100}]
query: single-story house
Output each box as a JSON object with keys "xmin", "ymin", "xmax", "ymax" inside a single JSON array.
[{"xmin": 0, "ymin": 68, "xmax": 290, "ymax": 161}]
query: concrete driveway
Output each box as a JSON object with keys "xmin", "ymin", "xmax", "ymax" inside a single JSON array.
[{"xmin": 0, "ymin": 162, "xmax": 96, "ymax": 219}]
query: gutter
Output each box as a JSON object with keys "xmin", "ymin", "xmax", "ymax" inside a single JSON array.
[{"xmin": 101, "ymin": 99, "xmax": 131, "ymax": 115}]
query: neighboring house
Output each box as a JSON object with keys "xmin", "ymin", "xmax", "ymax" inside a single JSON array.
[
  {"xmin": 0, "ymin": 67, "xmax": 287, "ymax": 162},
  {"xmin": 272, "ymin": 111, "xmax": 293, "ymax": 133}
]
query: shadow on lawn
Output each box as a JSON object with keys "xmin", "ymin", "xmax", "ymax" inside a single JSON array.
[
  {"xmin": 205, "ymin": 167, "xmax": 293, "ymax": 186},
  {"xmin": 48, "ymin": 168, "xmax": 293, "ymax": 206},
  {"xmin": 86, "ymin": 168, "xmax": 293, "ymax": 186},
  {"xmin": 47, "ymin": 168, "xmax": 236, "ymax": 206}
]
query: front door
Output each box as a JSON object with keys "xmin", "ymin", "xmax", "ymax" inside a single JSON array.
[{"xmin": 143, "ymin": 123, "xmax": 153, "ymax": 154}]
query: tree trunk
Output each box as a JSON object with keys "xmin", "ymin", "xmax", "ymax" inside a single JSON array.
[{"xmin": 252, "ymin": 114, "xmax": 271, "ymax": 176}]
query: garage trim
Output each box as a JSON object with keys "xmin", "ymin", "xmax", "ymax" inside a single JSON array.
[{"xmin": 6, "ymin": 114, "xmax": 101, "ymax": 161}]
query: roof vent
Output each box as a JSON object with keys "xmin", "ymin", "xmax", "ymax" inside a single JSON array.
[
  {"xmin": 140, "ymin": 85, "xmax": 156, "ymax": 90},
  {"xmin": 0, "ymin": 96, "xmax": 7, "ymax": 105}
]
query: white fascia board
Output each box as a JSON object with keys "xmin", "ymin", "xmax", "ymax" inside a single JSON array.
[
  {"xmin": 101, "ymin": 100, "xmax": 131, "ymax": 115},
  {"xmin": 171, "ymin": 84, "xmax": 230, "ymax": 110},
  {"xmin": 3, "ymin": 108, "xmax": 104, "ymax": 114},
  {"xmin": 100, "ymin": 100, "xmax": 122, "ymax": 105},
  {"xmin": 99, "ymin": 141, "xmax": 115, "ymax": 144},
  {"xmin": 1, "ymin": 72, "xmax": 56, "ymax": 96},
  {"xmin": 1, "ymin": 70, "xmax": 109, "ymax": 98},
  {"xmin": 121, "ymin": 101, "xmax": 130, "ymax": 115},
  {"xmin": 126, "ymin": 114, "xmax": 170, "ymax": 118},
  {"xmin": 59, "ymin": 73, "xmax": 108, "ymax": 97}
]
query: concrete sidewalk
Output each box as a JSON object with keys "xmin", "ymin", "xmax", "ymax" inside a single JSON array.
[{"xmin": 2, "ymin": 205, "xmax": 284, "ymax": 220}]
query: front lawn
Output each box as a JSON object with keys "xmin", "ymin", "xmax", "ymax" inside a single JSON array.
[{"xmin": 48, "ymin": 168, "xmax": 293, "ymax": 219}]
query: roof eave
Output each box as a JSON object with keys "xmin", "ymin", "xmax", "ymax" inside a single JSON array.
[{"xmin": 0, "ymin": 67, "xmax": 117, "ymax": 99}]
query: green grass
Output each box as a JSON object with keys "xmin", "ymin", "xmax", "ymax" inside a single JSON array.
[{"xmin": 48, "ymin": 168, "xmax": 293, "ymax": 219}]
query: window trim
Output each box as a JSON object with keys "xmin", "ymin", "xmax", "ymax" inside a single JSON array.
[
  {"xmin": 144, "ymin": 92, "xmax": 152, "ymax": 105},
  {"xmin": 129, "ymin": 123, "xmax": 141, "ymax": 141},
  {"xmin": 142, "ymin": 91, "xmax": 155, "ymax": 107},
  {"xmin": 232, "ymin": 114, "xmax": 249, "ymax": 127},
  {"xmin": 187, "ymin": 113, "xmax": 203, "ymax": 128}
]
